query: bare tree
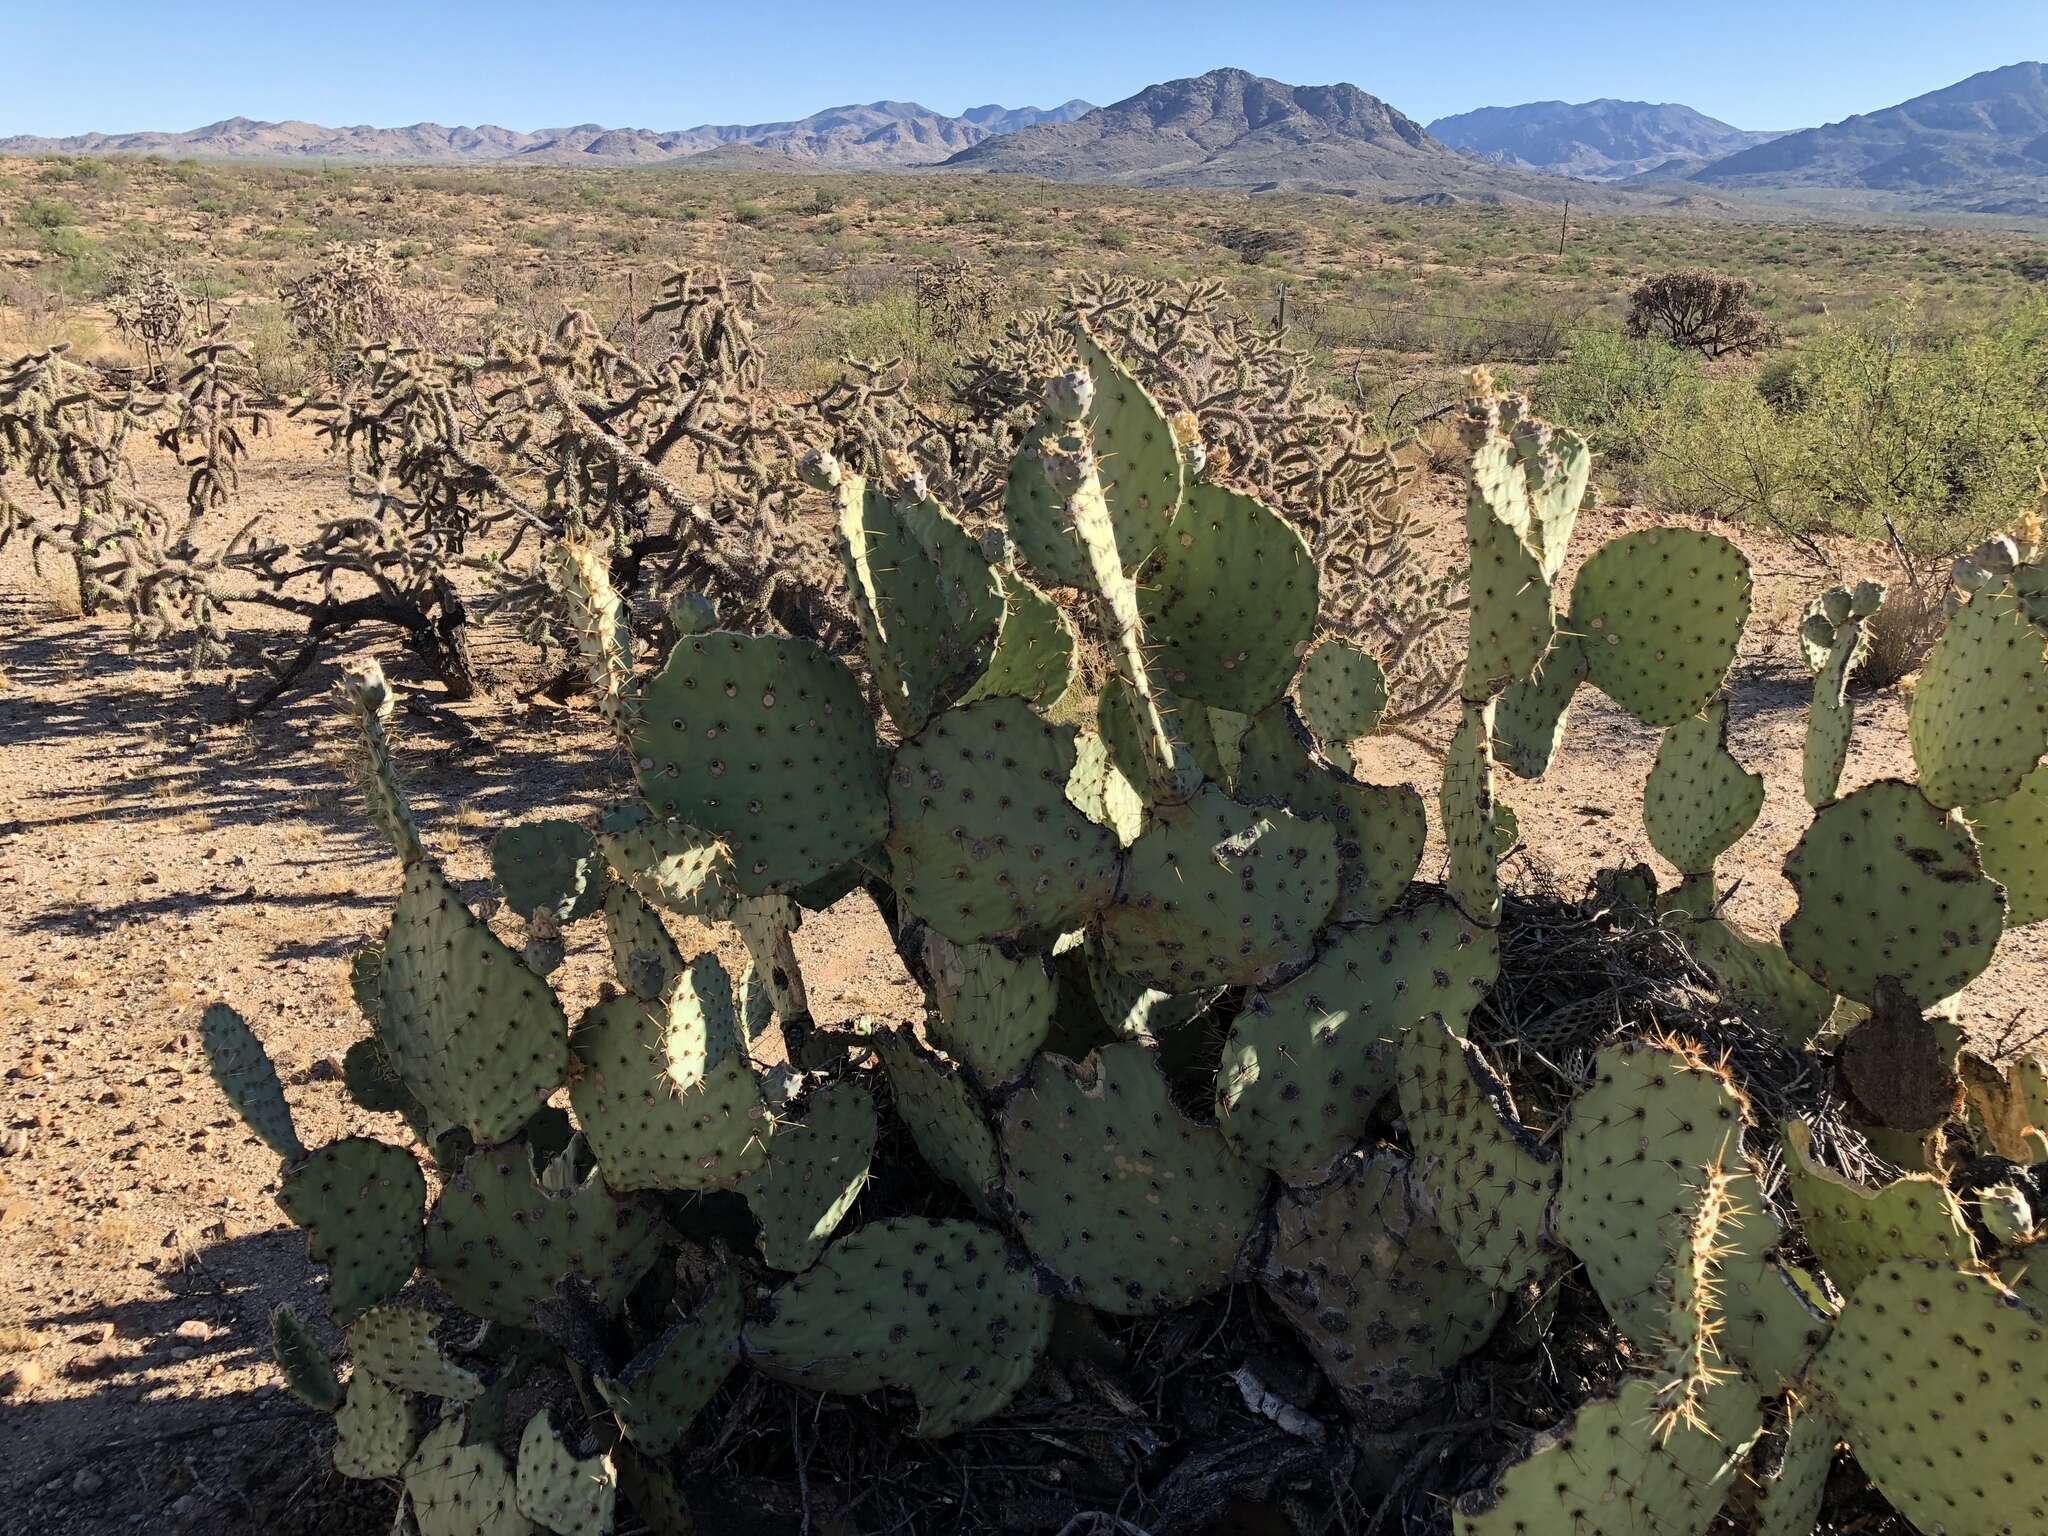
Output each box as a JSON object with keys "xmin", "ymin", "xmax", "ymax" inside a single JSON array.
[{"xmin": 1625, "ymin": 270, "xmax": 1778, "ymax": 358}]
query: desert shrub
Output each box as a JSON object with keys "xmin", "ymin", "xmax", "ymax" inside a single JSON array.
[
  {"xmin": 1625, "ymin": 269, "xmax": 1778, "ymax": 358},
  {"xmin": 19, "ymin": 198, "xmax": 78, "ymax": 232},
  {"xmin": 733, "ymin": 200, "xmax": 769, "ymax": 225},
  {"xmin": 1531, "ymin": 329, "xmax": 1700, "ymax": 464},
  {"xmin": 1855, "ymin": 574, "xmax": 1947, "ymax": 690}
]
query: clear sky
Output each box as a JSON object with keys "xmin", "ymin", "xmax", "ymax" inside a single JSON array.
[{"xmin": 2, "ymin": 0, "xmax": 2043, "ymax": 139}]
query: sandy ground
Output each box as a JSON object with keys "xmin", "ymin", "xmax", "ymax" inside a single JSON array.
[{"xmin": 0, "ymin": 426, "xmax": 2038, "ymax": 1535}]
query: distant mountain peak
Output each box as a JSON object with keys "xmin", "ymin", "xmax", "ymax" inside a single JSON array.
[{"xmin": 1427, "ymin": 98, "xmax": 1775, "ymax": 181}]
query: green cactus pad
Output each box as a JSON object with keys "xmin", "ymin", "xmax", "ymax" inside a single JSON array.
[
  {"xmin": 381, "ymin": 860, "xmax": 570, "ymax": 1145},
  {"xmin": 1066, "ymin": 728, "xmax": 1145, "ymax": 847},
  {"xmin": 1462, "ymin": 434, "xmax": 1562, "ymax": 700},
  {"xmin": 332, "ymin": 1369, "xmax": 419, "ymax": 1480},
  {"xmin": 960, "ymin": 569, "xmax": 1077, "ymax": 710},
  {"xmin": 270, "ymin": 1305, "xmax": 341, "ymax": 1411},
  {"xmin": 873, "ymin": 1028, "xmax": 1001, "ymax": 1211},
  {"xmin": 422, "ymin": 1141, "xmax": 664, "ymax": 1324},
  {"xmin": 200, "ymin": 1002, "xmax": 304, "ymax": 1161},
  {"xmin": 921, "ymin": 931, "xmax": 1057, "ymax": 1089},
  {"xmin": 597, "ymin": 810, "xmax": 731, "ymax": 919},
  {"xmin": 404, "ymin": 1416, "xmax": 526, "ymax": 1536},
  {"xmin": 277, "ymin": 1136, "xmax": 424, "ymax": 1325},
  {"xmin": 595, "ymin": 1262, "xmax": 742, "ymax": 1453},
  {"xmin": 836, "ymin": 471, "xmax": 1004, "ymax": 732},
  {"xmin": 1261, "ymin": 1149, "xmax": 1504, "ymax": 1418},
  {"xmin": 1909, "ymin": 577, "xmax": 2048, "ymax": 809},
  {"xmin": 633, "ymin": 631, "xmax": 887, "ymax": 896},
  {"xmin": 1781, "ymin": 1123, "xmax": 1972, "ymax": 1297},
  {"xmin": 515, "ymin": 1413, "xmax": 615, "ymax": 1536},
  {"xmin": 1454, "ymin": 1376, "xmax": 1763, "ymax": 1536},
  {"xmin": 746, "ymin": 1216, "xmax": 1052, "ymax": 1437},
  {"xmin": 1099, "ymin": 783, "xmax": 1340, "ymax": 991},
  {"xmin": 1493, "ymin": 637, "xmax": 1588, "ymax": 779},
  {"xmin": 346, "ymin": 1305, "xmax": 482, "ymax": 1401},
  {"xmin": 1756, "ymin": 1406, "xmax": 1841, "ymax": 1536},
  {"xmin": 1570, "ymin": 529, "xmax": 1752, "ymax": 728},
  {"xmin": 1083, "ymin": 933, "xmax": 1217, "ymax": 1042},
  {"xmin": 1804, "ymin": 617, "xmax": 1866, "ymax": 808},
  {"xmin": 1781, "ymin": 778, "xmax": 2005, "ymax": 1007},
  {"xmin": 1296, "ymin": 639, "xmax": 1389, "ymax": 766},
  {"xmin": 1003, "ymin": 407, "xmax": 1094, "ymax": 591},
  {"xmin": 491, "ymin": 818, "xmax": 601, "ymax": 924},
  {"xmin": 886, "ymin": 695, "xmax": 1122, "ymax": 944},
  {"xmin": 1395, "ymin": 1017, "xmax": 1559, "ymax": 1294},
  {"xmin": 1001, "ymin": 1043, "xmax": 1263, "ymax": 1314},
  {"xmin": 1075, "ymin": 324, "xmax": 1183, "ymax": 564},
  {"xmin": 1669, "ymin": 914, "xmax": 1836, "ymax": 1051},
  {"xmin": 1813, "ymin": 1261, "xmax": 2048, "ymax": 1536},
  {"xmin": 568, "ymin": 955, "xmax": 771, "ymax": 1192},
  {"xmin": 1234, "ymin": 706, "xmax": 1426, "ymax": 924},
  {"xmin": 1441, "ymin": 701, "xmax": 1502, "ymax": 926},
  {"xmin": 1644, "ymin": 699, "xmax": 1763, "ymax": 877},
  {"xmin": 1217, "ymin": 898, "xmax": 1498, "ymax": 1181},
  {"xmin": 601, "ymin": 881, "xmax": 686, "ymax": 1002},
  {"xmin": 1137, "ymin": 482, "xmax": 1317, "ymax": 713},
  {"xmin": 1966, "ymin": 760, "xmax": 2048, "ymax": 927},
  {"xmin": 745, "ymin": 1080, "xmax": 875, "ymax": 1271}
]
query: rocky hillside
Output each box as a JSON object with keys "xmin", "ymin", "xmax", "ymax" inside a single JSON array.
[{"xmin": 1427, "ymin": 99, "xmax": 1776, "ymax": 181}]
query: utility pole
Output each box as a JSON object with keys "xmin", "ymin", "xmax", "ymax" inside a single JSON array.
[
  {"xmin": 1277, "ymin": 282, "xmax": 1287, "ymax": 331},
  {"xmin": 1558, "ymin": 200, "xmax": 1570, "ymax": 256}
]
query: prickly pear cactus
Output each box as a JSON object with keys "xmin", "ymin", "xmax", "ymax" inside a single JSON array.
[
  {"xmin": 1643, "ymin": 698, "xmax": 1762, "ymax": 878},
  {"xmin": 201, "ymin": 1002, "xmax": 305, "ymax": 1161},
  {"xmin": 1965, "ymin": 760, "xmax": 2048, "ymax": 928},
  {"xmin": 744, "ymin": 1079, "xmax": 875, "ymax": 1272},
  {"xmin": 276, "ymin": 1136, "xmax": 424, "ymax": 1324},
  {"xmin": 1781, "ymin": 1123, "xmax": 1973, "ymax": 1295},
  {"xmin": 919, "ymin": 931, "xmax": 1056, "ymax": 1089},
  {"xmin": 332, "ymin": 1369, "xmax": 420, "ymax": 1480},
  {"xmin": 596, "ymin": 1260, "xmax": 742, "ymax": 1453},
  {"xmin": 1570, "ymin": 528, "xmax": 1752, "ymax": 727},
  {"xmin": 515, "ymin": 1413, "xmax": 617, "ymax": 1536},
  {"xmin": 1295, "ymin": 638, "xmax": 1389, "ymax": 771},
  {"xmin": 1908, "ymin": 575, "xmax": 2048, "ymax": 809},
  {"xmin": 404, "ymin": 1414, "xmax": 526, "ymax": 1536},
  {"xmin": 492, "ymin": 817, "xmax": 602, "ymax": 923},
  {"xmin": 872, "ymin": 1027, "xmax": 1002, "ymax": 1211}
]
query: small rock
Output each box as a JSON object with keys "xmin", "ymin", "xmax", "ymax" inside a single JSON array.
[
  {"xmin": 0, "ymin": 1130, "xmax": 28, "ymax": 1158},
  {"xmin": 0, "ymin": 1361, "xmax": 43, "ymax": 1397},
  {"xmin": 72, "ymin": 1468, "xmax": 104, "ymax": 1497},
  {"xmin": 173, "ymin": 1320, "xmax": 211, "ymax": 1342},
  {"xmin": 305, "ymin": 1057, "xmax": 342, "ymax": 1083}
]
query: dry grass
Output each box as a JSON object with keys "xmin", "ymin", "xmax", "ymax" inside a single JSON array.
[{"xmin": 1858, "ymin": 578, "xmax": 1948, "ymax": 691}]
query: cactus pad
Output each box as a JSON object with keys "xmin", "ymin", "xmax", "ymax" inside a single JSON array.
[
  {"xmin": 602, "ymin": 880, "xmax": 686, "ymax": 1001},
  {"xmin": 596, "ymin": 809, "xmax": 732, "ymax": 919},
  {"xmin": 1804, "ymin": 615, "xmax": 1867, "ymax": 808},
  {"xmin": 1001, "ymin": 1043, "xmax": 1263, "ymax": 1314},
  {"xmin": 1671, "ymin": 914, "xmax": 1836, "ymax": 1051},
  {"xmin": 1493, "ymin": 637, "xmax": 1588, "ymax": 779},
  {"xmin": 1644, "ymin": 700, "xmax": 1763, "ymax": 877},
  {"xmin": 1261, "ymin": 1149, "xmax": 1504, "ymax": 1418},
  {"xmin": 746, "ymin": 1080, "xmax": 875, "ymax": 1271},
  {"xmin": 1813, "ymin": 1261, "xmax": 2048, "ymax": 1536},
  {"xmin": 1781, "ymin": 778, "xmax": 2005, "ymax": 1006},
  {"xmin": 595, "ymin": 1262, "xmax": 742, "ymax": 1452},
  {"xmin": 1441, "ymin": 701, "xmax": 1502, "ymax": 925},
  {"xmin": 403, "ymin": 1416, "xmax": 526, "ymax": 1536},
  {"xmin": 1908, "ymin": 577, "xmax": 2048, "ymax": 809},
  {"xmin": 921, "ymin": 932, "xmax": 1057, "ymax": 1089},
  {"xmin": 886, "ymin": 695, "xmax": 1121, "ymax": 943},
  {"xmin": 1218, "ymin": 898, "xmax": 1498, "ymax": 1181},
  {"xmin": 1462, "ymin": 434, "xmax": 1565, "ymax": 699},
  {"xmin": 568, "ymin": 955, "xmax": 771, "ymax": 1192},
  {"xmin": 381, "ymin": 860, "xmax": 569, "ymax": 1145},
  {"xmin": 746, "ymin": 1216, "xmax": 1052, "ymax": 1437},
  {"xmin": 422, "ymin": 1142, "xmax": 664, "ymax": 1324},
  {"xmin": 634, "ymin": 631, "xmax": 887, "ymax": 895},
  {"xmin": 1083, "ymin": 934, "xmax": 1217, "ymax": 1042},
  {"xmin": 277, "ymin": 1136, "xmax": 424, "ymax": 1324},
  {"xmin": 1966, "ymin": 760, "xmax": 2048, "ymax": 928},
  {"xmin": 346, "ymin": 1305, "xmax": 482, "ymax": 1401},
  {"xmin": 1074, "ymin": 324, "xmax": 1183, "ymax": 564},
  {"xmin": 1296, "ymin": 639, "xmax": 1389, "ymax": 769},
  {"xmin": 1781, "ymin": 1123, "xmax": 1972, "ymax": 1297},
  {"xmin": 1137, "ymin": 482, "xmax": 1318, "ymax": 713},
  {"xmin": 1099, "ymin": 783, "xmax": 1340, "ymax": 991},
  {"xmin": 1066, "ymin": 727, "xmax": 1145, "ymax": 846},
  {"xmin": 201, "ymin": 1002, "xmax": 304, "ymax": 1161},
  {"xmin": 1756, "ymin": 1405, "xmax": 1841, "ymax": 1536},
  {"xmin": 491, "ymin": 818, "xmax": 601, "ymax": 923},
  {"xmin": 270, "ymin": 1305, "xmax": 341, "ymax": 1411},
  {"xmin": 1396, "ymin": 1017, "xmax": 1559, "ymax": 1293},
  {"xmin": 332, "ymin": 1369, "xmax": 420, "ymax": 1480},
  {"xmin": 873, "ymin": 1028, "xmax": 1001, "ymax": 1211},
  {"xmin": 960, "ymin": 569, "xmax": 1076, "ymax": 710},
  {"xmin": 1570, "ymin": 529, "xmax": 1752, "ymax": 727},
  {"xmin": 516, "ymin": 1413, "xmax": 616, "ymax": 1536}
]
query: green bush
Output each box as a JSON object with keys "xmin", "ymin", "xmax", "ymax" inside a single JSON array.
[
  {"xmin": 20, "ymin": 198, "xmax": 78, "ymax": 232},
  {"xmin": 733, "ymin": 200, "xmax": 769, "ymax": 226},
  {"xmin": 1531, "ymin": 330, "xmax": 1700, "ymax": 464}
]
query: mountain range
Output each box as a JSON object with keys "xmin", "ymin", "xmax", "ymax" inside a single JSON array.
[{"xmin": 4, "ymin": 63, "xmax": 2046, "ymax": 220}]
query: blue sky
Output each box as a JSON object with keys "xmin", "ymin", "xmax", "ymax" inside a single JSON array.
[{"xmin": 2, "ymin": 1, "xmax": 2043, "ymax": 138}]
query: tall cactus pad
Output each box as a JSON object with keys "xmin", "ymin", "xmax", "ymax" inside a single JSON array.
[
  {"xmin": 835, "ymin": 472, "xmax": 1004, "ymax": 732},
  {"xmin": 1803, "ymin": 606, "xmax": 1870, "ymax": 808},
  {"xmin": 596, "ymin": 810, "xmax": 731, "ymax": 918},
  {"xmin": 569, "ymin": 956, "xmax": 770, "ymax": 1192},
  {"xmin": 346, "ymin": 1306, "xmax": 482, "ymax": 1401},
  {"xmin": 1074, "ymin": 325, "xmax": 1183, "ymax": 565},
  {"xmin": 403, "ymin": 1416, "xmax": 526, "ymax": 1536},
  {"xmin": 746, "ymin": 1080, "xmax": 875, "ymax": 1272},
  {"xmin": 1441, "ymin": 701, "xmax": 1502, "ymax": 926},
  {"xmin": 1235, "ymin": 706, "xmax": 1426, "ymax": 924},
  {"xmin": 634, "ymin": 632, "xmax": 887, "ymax": 895},
  {"xmin": 1966, "ymin": 761, "xmax": 2048, "ymax": 927},
  {"xmin": 1455, "ymin": 1376, "xmax": 1764, "ymax": 1536},
  {"xmin": 1296, "ymin": 639, "xmax": 1390, "ymax": 769},
  {"xmin": 1262, "ymin": 1150, "xmax": 1504, "ymax": 1420},
  {"xmin": 1462, "ymin": 435, "xmax": 1564, "ymax": 700},
  {"xmin": 886, "ymin": 696, "xmax": 1120, "ymax": 943},
  {"xmin": 381, "ymin": 860, "xmax": 569, "ymax": 1145},
  {"xmin": 1757, "ymin": 1406, "xmax": 1842, "ymax": 1536},
  {"xmin": 516, "ymin": 1413, "xmax": 616, "ymax": 1536},
  {"xmin": 1570, "ymin": 529, "xmax": 1752, "ymax": 727},
  {"xmin": 551, "ymin": 534, "xmax": 637, "ymax": 738},
  {"xmin": 601, "ymin": 881, "xmax": 686, "ymax": 1002},
  {"xmin": 1002, "ymin": 1043, "xmax": 1263, "ymax": 1314},
  {"xmin": 277, "ymin": 1136, "xmax": 424, "ymax": 1324},
  {"xmin": 1067, "ymin": 726, "xmax": 1145, "ymax": 847},
  {"xmin": 1644, "ymin": 700, "xmax": 1763, "ymax": 877},
  {"xmin": 491, "ymin": 818, "xmax": 601, "ymax": 923},
  {"xmin": 1396, "ymin": 1017, "xmax": 1559, "ymax": 1294},
  {"xmin": 873, "ymin": 1029, "xmax": 1001, "ymax": 1211},
  {"xmin": 1781, "ymin": 778, "xmax": 2005, "ymax": 1006},
  {"xmin": 1137, "ymin": 483, "xmax": 1318, "ymax": 713},
  {"xmin": 200, "ymin": 1002, "xmax": 304, "ymax": 1161},
  {"xmin": 1909, "ymin": 577, "xmax": 2048, "ymax": 809},
  {"xmin": 1781, "ymin": 1123, "xmax": 1972, "ymax": 1297},
  {"xmin": 332, "ymin": 1370, "xmax": 420, "ymax": 1480},
  {"xmin": 921, "ymin": 932, "xmax": 1057, "ymax": 1089},
  {"xmin": 1083, "ymin": 935, "xmax": 1217, "ymax": 1042},
  {"xmin": 1218, "ymin": 899, "xmax": 1498, "ymax": 1181},
  {"xmin": 1004, "ymin": 409, "xmax": 1095, "ymax": 590},
  {"xmin": 1493, "ymin": 637, "xmax": 1588, "ymax": 779},
  {"xmin": 1672, "ymin": 915, "xmax": 1836, "ymax": 1051},
  {"xmin": 595, "ymin": 1263, "xmax": 742, "ymax": 1453},
  {"xmin": 271, "ymin": 1305, "xmax": 342, "ymax": 1412},
  {"xmin": 746, "ymin": 1216, "xmax": 1052, "ymax": 1437},
  {"xmin": 423, "ymin": 1143, "xmax": 664, "ymax": 1324},
  {"xmin": 1813, "ymin": 1261, "xmax": 2048, "ymax": 1536},
  {"xmin": 340, "ymin": 661, "xmax": 427, "ymax": 867},
  {"xmin": 960, "ymin": 570, "xmax": 1076, "ymax": 710}
]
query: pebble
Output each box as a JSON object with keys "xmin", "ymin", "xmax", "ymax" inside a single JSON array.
[
  {"xmin": 0, "ymin": 1130, "xmax": 27, "ymax": 1157},
  {"xmin": 0, "ymin": 1361, "xmax": 42, "ymax": 1397},
  {"xmin": 72, "ymin": 1469, "xmax": 104, "ymax": 1497},
  {"xmin": 172, "ymin": 1320, "xmax": 210, "ymax": 1342},
  {"xmin": 306, "ymin": 1057, "xmax": 342, "ymax": 1083}
]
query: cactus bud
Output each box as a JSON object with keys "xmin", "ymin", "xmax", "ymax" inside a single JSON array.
[
  {"xmin": 1037, "ymin": 436, "xmax": 1094, "ymax": 499},
  {"xmin": 1971, "ymin": 535, "xmax": 2020, "ymax": 576},
  {"xmin": 1979, "ymin": 1182, "xmax": 2035, "ymax": 1246},
  {"xmin": 1848, "ymin": 580, "xmax": 1885, "ymax": 619},
  {"xmin": 1046, "ymin": 368, "xmax": 1093, "ymax": 423},
  {"xmin": 1952, "ymin": 555, "xmax": 1991, "ymax": 595},
  {"xmin": 1799, "ymin": 613, "xmax": 1837, "ymax": 657},
  {"xmin": 797, "ymin": 447, "xmax": 842, "ymax": 492},
  {"xmin": 1821, "ymin": 587, "xmax": 1853, "ymax": 627},
  {"xmin": 668, "ymin": 590, "xmax": 719, "ymax": 638}
]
